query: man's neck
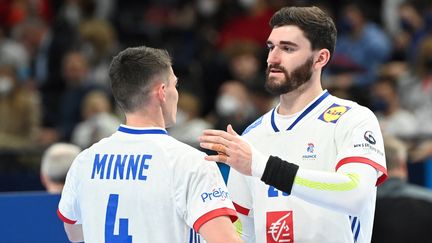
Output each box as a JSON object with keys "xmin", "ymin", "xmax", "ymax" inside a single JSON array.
[
  {"xmin": 125, "ymin": 109, "xmax": 165, "ymax": 128},
  {"xmin": 278, "ymin": 82, "xmax": 323, "ymax": 116}
]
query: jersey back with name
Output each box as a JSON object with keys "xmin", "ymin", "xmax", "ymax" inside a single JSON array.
[{"xmin": 58, "ymin": 126, "xmax": 236, "ymax": 243}]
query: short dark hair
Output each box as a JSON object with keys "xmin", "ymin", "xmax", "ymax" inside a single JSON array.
[
  {"xmin": 109, "ymin": 46, "xmax": 172, "ymax": 112},
  {"xmin": 270, "ymin": 6, "xmax": 337, "ymax": 57}
]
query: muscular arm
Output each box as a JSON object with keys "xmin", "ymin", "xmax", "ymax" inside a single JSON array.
[
  {"xmin": 64, "ymin": 223, "xmax": 84, "ymax": 243},
  {"xmin": 198, "ymin": 216, "xmax": 243, "ymax": 243}
]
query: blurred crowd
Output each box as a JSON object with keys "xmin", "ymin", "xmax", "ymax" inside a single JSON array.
[{"xmin": 1, "ymin": 0, "xmax": 432, "ymax": 191}]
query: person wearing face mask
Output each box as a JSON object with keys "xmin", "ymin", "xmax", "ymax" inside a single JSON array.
[
  {"xmin": 0, "ymin": 63, "xmax": 41, "ymax": 149},
  {"xmin": 371, "ymin": 76, "xmax": 417, "ymax": 139},
  {"xmin": 213, "ymin": 80, "xmax": 257, "ymax": 134}
]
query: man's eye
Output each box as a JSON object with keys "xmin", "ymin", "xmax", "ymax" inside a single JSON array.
[
  {"xmin": 266, "ymin": 44, "xmax": 274, "ymax": 51},
  {"xmin": 281, "ymin": 46, "xmax": 293, "ymax": 52}
]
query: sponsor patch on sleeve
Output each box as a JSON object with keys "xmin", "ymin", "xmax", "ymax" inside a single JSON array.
[{"xmin": 318, "ymin": 103, "xmax": 351, "ymax": 123}]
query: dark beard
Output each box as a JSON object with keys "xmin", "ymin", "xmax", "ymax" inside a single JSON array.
[{"xmin": 265, "ymin": 56, "xmax": 314, "ymax": 95}]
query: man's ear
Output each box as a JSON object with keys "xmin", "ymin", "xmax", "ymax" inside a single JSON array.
[
  {"xmin": 314, "ymin": 49, "xmax": 331, "ymax": 69},
  {"xmin": 156, "ymin": 83, "xmax": 166, "ymax": 102}
]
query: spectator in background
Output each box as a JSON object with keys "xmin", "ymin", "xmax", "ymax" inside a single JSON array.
[
  {"xmin": 398, "ymin": 35, "xmax": 432, "ymax": 136},
  {"xmin": 58, "ymin": 50, "xmax": 104, "ymax": 142},
  {"xmin": 223, "ymin": 41, "xmax": 264, "ymax": 87},
  {"xmin": 168, "ymin": 90, "xmax": 213, "ymax": 149},
  {"xmin": 78, "ymin": 17, "xmax": 118, "ymax": 87},
  {"xmin": 13, "ymin": 17, "xmax": 76, "ymax": 129},
  {"xmin": 213, "ymin": 80, "xmax": 256, "ymax": 133},
  {"xmin": 40, "ymin": 142, "xmax": 81, "ymax": 194},
  {"xmin": 397, "ymin": 36, "xmax": 432, "ymax": 162},
  {"xmin": 0, "ymin": 27, "xmax": 30, "ymax": 82},
  {"xmin": 71, "ymin": 90, "xmax": 120, "ymax": 149},
  {"xmin": 328, "ymin": 3, "xmax": 392, "ymax": 89},
  {"xmin": 377, "ymin": 136, "xmax": 432, "ymax": 201},
  {"xmin": 0, "ymin": 63, "xmax": 40, "ymax": 149},
  {"xmin": 372, "ymin": 135, "xmax": 432, "ymax": 243},
  {"xmin": 371, "ymin": 76, "xmax": 417, "ymax": 139}
]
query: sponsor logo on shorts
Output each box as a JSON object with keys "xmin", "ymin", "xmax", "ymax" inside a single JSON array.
[
  {"xmin": 267, "ymin": 211, "xmax": 294, "ymax": 243},
  {"xmin": 201, "ymin": 188, "xmax": 229, "ymax": 202},
  {"xmin": 318, "ymin": 104, "xmax": 351, "ymax": 123}
]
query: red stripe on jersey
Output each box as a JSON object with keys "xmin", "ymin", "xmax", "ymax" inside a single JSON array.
[
  {"xmin": 57, "ymin": 208, "xmax": 77, "ymax": 224},
  {"xmin": 336, "ymin": 156, "xmax": 388, "ymax": 186},
  {"xmin": 193, "ymin": 207, "xmax": 238, "ymax": 232},
  {"xmin": 233, "ymin": 202, "xmax": 250, "ymax": 216}
]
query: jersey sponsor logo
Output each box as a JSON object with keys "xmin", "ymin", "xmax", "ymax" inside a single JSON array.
[
  {"xmin": 302, "ymin": 142, "xmax": 317, "ymax": 160},
  {"xmin": 267, "ymin": 211, "xmax": 294, "ymax": 243},
  {"xmin": 91, "ymin": 154, "xmax": 152, "ymax": 180},
  {"xmin": 363, "ymin": 131, "xmax": 376, "ymax": 144},
  {"xmin": 201, "ymin": 187, "xmax": 229, "ymax": 202},
  {"xmin": 353, "ymin": 131, "xmax": 384, "ymax": 156},
  {"xmin": 318, "ymin": 103, "xmax": 351, "ymax": 123}
]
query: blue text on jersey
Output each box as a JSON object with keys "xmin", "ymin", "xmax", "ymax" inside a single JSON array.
[
  {"xmin": 201, "ymin": 188, "xmax": 229, "ymax": 202},
  {"xmin": 91, "ymin": 154, "xmax": 152, "ymax": 180}
]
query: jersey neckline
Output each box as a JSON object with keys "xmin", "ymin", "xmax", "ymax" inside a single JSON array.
[
  {"xmin": 118, "ymin": 125, "xmax": 168, "ymax": 135},
  {"xmin": 271, "ymin": 90, "xmax": 330, "ymax": 132}
]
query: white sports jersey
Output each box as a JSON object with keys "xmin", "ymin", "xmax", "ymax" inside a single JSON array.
[
  {"xmin": 58, "ymin": 125, "xmax": 237, "ymax": 243},
  {"xmin": 228, "ymin": 90, "xmax": 387, "ymax": 243}
]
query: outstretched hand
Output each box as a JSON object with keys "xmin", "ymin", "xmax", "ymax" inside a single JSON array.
[{"xmin": 199, "ymin": 124, "xmax": 253, "ymax": 176}]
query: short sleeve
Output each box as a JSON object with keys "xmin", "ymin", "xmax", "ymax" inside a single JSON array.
[
  {"xmin": 334, "ymin": 106, "xmax": 387, "ymax": 185},
  {"xmin": 58, "ymin": 154, "xmax": 82, "ymax": 224},
  {"xmin": 174, "ymin": 152, "xmax": 238, "ymax": 232}
]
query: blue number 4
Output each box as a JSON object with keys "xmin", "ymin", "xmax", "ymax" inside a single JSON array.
[
  {"xmin": 268, "ymin": 186, "xmax": 288, "ymax": 197},
  {"xmin": 105, "ymin": 194, "xmax": 132, "ymax": 243}
]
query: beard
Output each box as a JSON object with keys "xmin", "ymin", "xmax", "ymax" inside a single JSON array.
[{"xmin": 265, "ymin": 56, "xmax": 314, "ymax": 95}]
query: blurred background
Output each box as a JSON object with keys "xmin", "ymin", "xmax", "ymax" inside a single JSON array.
[
  {"xmin": 1, "ymin": 0, "xmax": 432, "ymax": 241},
  {"xmin": 1, "ymin": 0, "xmax": 431, "ymax": 192}
]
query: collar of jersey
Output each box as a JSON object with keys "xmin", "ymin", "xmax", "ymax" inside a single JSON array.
[
  {"xmin": 271, "ymin": 90, "xmax": 330, "ymax": 132},
  {"xmin": 118, "ymin": 125, "xmax": 168, "ymax": 135}
]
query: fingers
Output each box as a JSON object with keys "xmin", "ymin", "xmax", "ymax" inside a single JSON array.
[
  {"xmin": 212, "ymin": 143, "xmax": 227, "ymax": 155},
  {"xmin": 227, "ymin": 124, "xmax": 239, "ymax": 136},
  {"xmin": 202, "ymin": 128, "xmax": 236, "ymax": 142},
  {"xmin": 204, "ymin": 154, "xmax": 228, "ymax": 163}
]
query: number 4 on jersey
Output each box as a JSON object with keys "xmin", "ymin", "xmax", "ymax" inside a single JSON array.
[{"xmin": 105, "ymin": 194, "xmax": 132, "ymax": 243}]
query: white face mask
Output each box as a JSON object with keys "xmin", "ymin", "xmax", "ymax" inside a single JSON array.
[
  {"xmin": 216, "ymin": 94, "xmax": 241, "ymax": 117},
  {"xmin": 0, "ymin": 76, "xmax": 13, "ymax": 96}
]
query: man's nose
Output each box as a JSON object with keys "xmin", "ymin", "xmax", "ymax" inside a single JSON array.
[{"xmin": 267, "ymin": 48, "xmax": 281, "ymax": 65}]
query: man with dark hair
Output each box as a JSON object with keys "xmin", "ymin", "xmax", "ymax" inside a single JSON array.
[
  {"xmin": 58, "ymin": 46, "xmax": 241, "ymax": 243},
  {"xmin": 200, "ymin": 6, "xmax": 387, "ymax": 243}
]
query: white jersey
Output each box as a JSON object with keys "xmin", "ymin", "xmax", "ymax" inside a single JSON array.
[
  {"xmin": 58, "ymin": 125, "xmax": 237, "ymax": 243},
  {"xmin": 228, "ymin": 90, "xmax": 387, "ymax": 243}
]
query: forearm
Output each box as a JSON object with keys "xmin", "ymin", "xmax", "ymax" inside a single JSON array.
[
  {"xmin": 64, "ymin": 223, "xmax": 84, "ymax": 242},
  {"xmin": 258, "ymin": 156, "xmax": 377, "ymax": 215},
  {"xmin": 291, "ymin": 165, "xmax": 376, "ymax": 215}
]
